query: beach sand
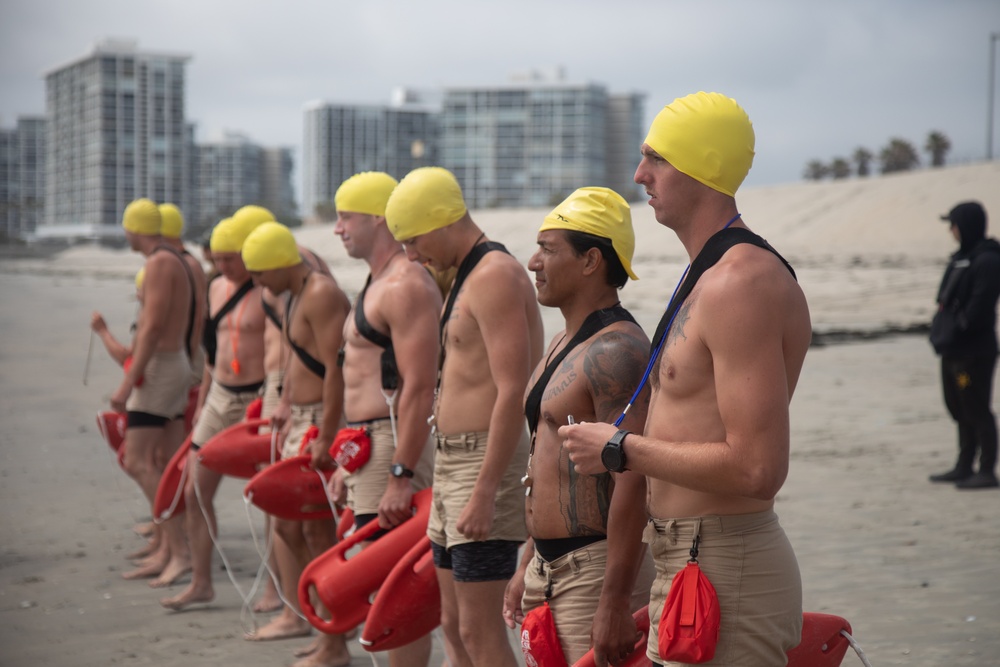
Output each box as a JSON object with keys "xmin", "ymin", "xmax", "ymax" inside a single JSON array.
[{"xmin": 2, "ymin": 163, "xmax": 999, "ymax": 666}]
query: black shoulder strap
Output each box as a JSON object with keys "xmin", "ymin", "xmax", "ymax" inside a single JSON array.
[
  {"xmin": 211, "ymin": 278, "xmax": 255, "ymax": 326},
  {"xmin": 261, "ymin": 294, "xmax": 283, "ymax": 329},
  {"xmin": 355, "ymin": 275, "xmax": 393, "ymax": 350},
  {"xmin": 525, "ymin": 304, "xmax": 637, "ymax": 436},
  {"xmin": 152, "ymin": 244, "xmax": 197, "ymax": 358},
  {"xmin": 650, "ymin": 227, "xmax": 796, "ymax": 355},
  {"xmin": 439, "ymin": 241, "xmax": 509, "ymax": 341}
]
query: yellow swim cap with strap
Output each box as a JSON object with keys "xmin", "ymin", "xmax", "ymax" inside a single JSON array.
[
  {"xmin": 335, "ymin": 172, "xmax": 398, "ymax": 217},
  {"xmin": 644, "ymin": 92, "xmax": 755, "ymax": 197},
  {"xmin": 385, "ymin": 167, "xmax": 467, "ymax": 241},
  {"xmin": 122, "ymin": 198, "xmax": 162, "ymax": 236},
  {"xmin": 242, "ymin": 222, "xmax": 302, "ymax": 272},
  {"xmin": 539, "ymin": 187, "xmax": 638, "ymax": 281},
  {"xmin": 158, "ymin": 203, "xmax": 184, "ymax": 239}
]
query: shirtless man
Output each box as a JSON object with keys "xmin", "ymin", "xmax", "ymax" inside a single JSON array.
[
  {"xmin": 241, "ymin": 221, "xmax": 353, "ymax": 667},
  {"xmin": 161, "ymin": 215, "xmax": 268, "ymax": 610},
  {"xmin": 561, "ymin": 92, "xmax": 812, "ymax": 666},
  {"xmin": 386, "ymin": 167, "xmax": 544, "ymax": 667},
  {"xmin": 324, "ymin": 171, "xmax": 441, "ymax": 667},
  {"xmin": 158, "ymin": 202, "xmax": 208, "ymax": 394},
  {"xmin": 254, "ymin": 245, "xmax": 332, "ymax": 617},
  {"xmin": 502, "ymin": 187, "xmax": 655, "ymax": 665},
  {"xmin": 113, "ymin": 198, "xmax": 196, "ymax": 586}
]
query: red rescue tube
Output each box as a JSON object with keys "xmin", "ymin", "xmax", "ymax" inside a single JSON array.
[
  {"xmin": 360, "ymin": 535, "xmax": 439, "ymax": 651},
  {"xmin": 96, "ymin": 411, "xmax": 127, "ymax": 454},
  {"xmin": 152, "ymin": 434, "xmax": 192, "ymax": 522},
  {"xmin": 243, "ymin": 455, "xmax": 333, "ymax": 521},
  {"xmin": 123, "ymin": 355, "xmax": 144, "ymax": 387},
  {"xmin": 197, "ymin": 418, "xmax": 274, "ymax": 479},
  {"xmin": 298, "ymin": 487, "xmax": 432, "ymax": 636}
]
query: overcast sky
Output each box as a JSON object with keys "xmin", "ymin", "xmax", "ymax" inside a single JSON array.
[{"xmin": 2, "ymin": 0, "xmax": 999, "ymax": 193}]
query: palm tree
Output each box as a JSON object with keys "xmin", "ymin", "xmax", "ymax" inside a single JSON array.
[
  {"xmin": 853, "ymin": 147, "xmax": 873, "ymax": 177},
  {"xmin": 925, "ymin": 131, "xmax": 951, "ymax": 167},
  {"xmin": 830, "ymin": 158, "xmax": 852, "ymax": 179},
  {"xmin": 803, "ymin": 160, "xmax": 829, "ymax": 181},
  {"xmin": 879, "ymin": 138, "xmax": 920, "ymax": 174}
]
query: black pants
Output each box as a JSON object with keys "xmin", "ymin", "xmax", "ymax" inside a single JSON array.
[{"xmin": 941, "ymin": 353, "xmax": 998, "ymax": 474}]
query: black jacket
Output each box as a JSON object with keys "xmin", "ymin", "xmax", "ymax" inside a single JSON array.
[{"xmin": 931, "ymin": 236, "xmax": 1000, "ymax": 357}]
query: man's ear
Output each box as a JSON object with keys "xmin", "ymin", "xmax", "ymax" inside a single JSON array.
[{"xmin": 581, "ymin": 247, "xmax": 603, "ymax": 276}]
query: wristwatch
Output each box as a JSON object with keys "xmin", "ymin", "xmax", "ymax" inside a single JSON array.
[
  {"xmin": 601, "ymin": 430, "xmax": 630, "ymax": 473},
  {"xmin": 390, "ymin": 463, "xmax": 415, "ymax": 479}
]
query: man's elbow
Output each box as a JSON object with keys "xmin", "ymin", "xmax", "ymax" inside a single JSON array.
[{"xmin": 740, "ymin": 464, "xmax": 785, "ymax": 501}]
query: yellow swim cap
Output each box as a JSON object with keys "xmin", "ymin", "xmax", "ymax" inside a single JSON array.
[
  {"xmin": 122, "ymin": 198, "xmax": 162, "ymax": 236},
  {"xmin": 210, "ymin": 218, "xmax": 241, "ymax": 253},
  {"xmin": 335, "ymin": 172, "xmax": 398, "ymax": 217},
  {"xmin": 135, "ymin": 267, "xmax": 146, "ymax": 290},
  {"xmin": 231, "ymin": 205, "xmax": 275, "ymax": 248},
  {"xmin": 385, "ymin": 167, "xmax": 467, "ymax": 241},
  {"xmin": 539, "ymin": 187, "xmax": 638, "ymax": 281},
  {"xmin": 158, "ymin": 203, "xmax": 184, "ymax": 239},
  {"xmin": 242, "ymin": 222, "xmax": 302, "ymax": 272},
  {"xmin": 644, "ymin": 92, "xmax": 755, "ymax": 197}
]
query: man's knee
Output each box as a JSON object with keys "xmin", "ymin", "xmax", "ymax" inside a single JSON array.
[{"xmin": 274, "ymin": 518, "xmax": 304, "ymax": 548}]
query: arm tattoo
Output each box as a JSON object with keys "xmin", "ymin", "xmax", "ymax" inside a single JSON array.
[
  {"xmin": 584, "ymin": 330, "xmax": 650, "ymax": 422},
  {"xmin": 561, "ymin": 443, "xmax": 611, "ymax": 535}
]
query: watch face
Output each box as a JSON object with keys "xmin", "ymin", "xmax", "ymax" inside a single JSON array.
[{"xmin": 601, "ymin": 444, "xmax": 623, "ymax": 473}]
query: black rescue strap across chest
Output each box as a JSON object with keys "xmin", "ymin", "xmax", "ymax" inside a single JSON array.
[
  {"xmin": 286, "ymin": 274, "xmax": 327, "ymax": 379},
  {"xmin": 350, "ymin": 274, "xmax": 400, "ymax": 391},
  {"xmin": 524, "ymin": 304, "xmax": 637, "ymax": 437},
  {"xmin": 151, "ymin": 245, "xmax": 197, "ymax": 359},
  {"xmin": 437, "ymin": 240, "xmax": 510, "ymax": 379},
  {"xmin": 614, "ymin": 226, "xmax": 796, "ymax": 429},
  {"xmin": 648, "ymin": 227, "xmax": 796, "ymax": 356},
  {"xmin": 261, "ymin": 293, "xmax": 288, "ymax": 330},
  {"xmin": 203, "ymin": 277, "xmax": 254, "ymax": 368}
]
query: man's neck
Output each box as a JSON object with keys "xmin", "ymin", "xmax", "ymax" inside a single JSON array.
[
  {"xmin": 287, "ymin": 264, "xmax": 311, "ymax": 297},
  {"xmin": 366, "ymin": 235, "xmax": 403, "ymax": 280},
  {"xmin": 560, "ymin": 291, "xmax": 622, "ymax": 339},
  {"xmin": 675, "ymin": 204, "xmax": 743, "ymax": 260},
  {"xmin": 452, "ymin": 222, "xmax": 486, "ymax": 269}
]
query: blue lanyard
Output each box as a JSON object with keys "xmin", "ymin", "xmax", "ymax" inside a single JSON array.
[{"xmin": 613, "ymin": 213, "xmax": 742, "ymax": 428}]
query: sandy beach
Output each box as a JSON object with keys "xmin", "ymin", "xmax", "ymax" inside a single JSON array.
[{"xmin": 2, "ymin": 163, "xmax": 999, "ymax": 666}]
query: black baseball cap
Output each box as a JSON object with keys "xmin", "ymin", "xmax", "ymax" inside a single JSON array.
[{"xmin": 940, "ymin": 201, "xmax": 986, "ymax": 227}]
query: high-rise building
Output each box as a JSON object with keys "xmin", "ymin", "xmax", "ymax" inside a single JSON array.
[
  {"xmin": 302, "ymin": 97, "xmax": 437, "ymax": 219},
  {"xmin": 42, "ymin": 39, "xmax": 190, "ymax": 239},
  {"xmin": 192, "ymin": 132, "xmax": 296, "ymax": 237},
  {"xmin": 0, "ymin": 117, "xmax": 46, "ymax": 239},
  {"xmin": 260, "ymin": 147, "xmax": 296, "ymax": 223},
  {"xmin": 439, "ymin": 70, "xmax": 645, "ymax": 208},
  {"xmin": 194, "ymin": 131, "xmax": 262, "ymax": 231}
]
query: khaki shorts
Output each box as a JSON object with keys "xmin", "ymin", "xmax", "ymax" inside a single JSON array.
[
  {"xmin": 522, "ymin": 539, "xmax": 655, "ymax": 665},
  {"xmin": 428, "ymin": 428, "xmax": 529, "ymax": 549},
  {"xmin": 343, "ymin": 418, "xmax": 434, "ymax": 516},
  {"xmin": 644, "ymin": 511, "xmax": 802, "ymax": 666},
  {"xmin": 126, "ymin": 350, "xmax": 191, "ymax": 419},
  {"xmin": 259, "ymin": 370, "xmax": 284, "ymax": 435},
  {"xmin": 282, "ymin": 402, "xmax": 323, "ymax": 460},
  {"xmin": 191, "ymin": 381, "xmax": 261, "ymax": 448}
]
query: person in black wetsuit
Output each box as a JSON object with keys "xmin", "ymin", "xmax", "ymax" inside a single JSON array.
[
  {"xmin": 328, "ymin": 171, "xmax": 442, "ymax": 667},
  {"xmin": 929, "ymin": 201, "xmax": 1000, "ymax": 489},
  {"xmin": 241, "ymin": 221, "xmax": 354, "ymax": 665},
  {"xmin": 502, "ymin": 187, "xmax": 655, "ymax": 665}
]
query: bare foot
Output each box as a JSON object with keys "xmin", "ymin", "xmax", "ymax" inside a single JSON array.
[
  {"xmin": 292, "ymin": 639, "xmax": 318, "ymax": 658},
  {"xmin": 149, "ymin": 557, "xmax": 192, "ymax": 588},
  {"xmin": 122, "ymin": 554, "xmax": 167, "ymax": 580},
  {"xmin": 133, "ymin": 521, "xmax": 155, "ymax": 538},
  {"xmin": 252, "ymin": 588, "xmax": 283, "ymax": 613},
  {"xmin": 244, "ymin": 615, "xmax": 312, "ymax": 642},
  {"xmin": 126, "ymin": 539, "xmax": 158, "ymax": 561},
  {"xmin": 290, "ymin": 634, "xmax": 351, "ymax": 667},
  {"xmin": 160, "ymin": 584, "xmax": 214, "ymax": 611}
]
